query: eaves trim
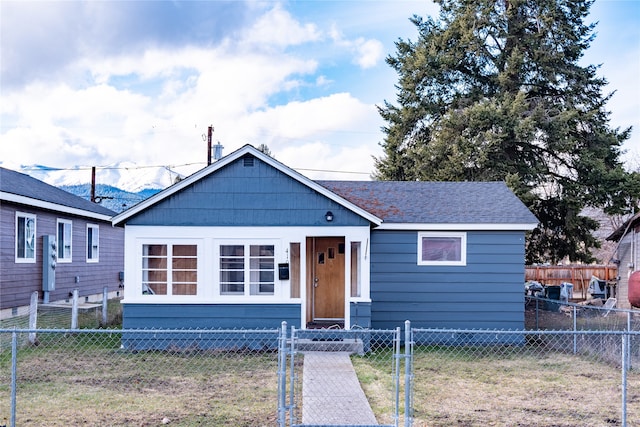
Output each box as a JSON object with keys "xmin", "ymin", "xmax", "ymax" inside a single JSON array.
[
  {"xmin": 376, "ymin": 222, "xmax": 538, "ymax": 231},
  {"xmin": 1, "ymin": 192, "xmax": 113, "ymax": 222}
]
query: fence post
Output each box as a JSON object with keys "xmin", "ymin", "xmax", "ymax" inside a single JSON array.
[
  {"xmin": 71, "ymin": 289, "xmax": 79, "ymax": 329},
  {"xmin": 393, "ymin": 327, "xmax": 401, "ymax": 426},
  {"xmin": 289, "ymin": 326, "xmax": 296, "ymax": 427},
  {"xmin": 404, "ymin": 320, "xmax": 412, "ymax": 427},
  {"xmin": 573, "ymin": 306, "xmax": 577, "ymax": 354},
  {"xmin": 11, "ymin": 330, "xmax": 18, "ymax": 427},
  {"xmin": 277, "ymin": 321, "xmax": 287, "ymax": 427},
  {"xmin": 28, "ymin": 291, "xmax": 38, "ymax": 344},
  {"xmin": 535, "ymin": 298, "xmax": 539, "ymax": 330},
  {"xmin": 627, "ymin": 312, "xmax": 632, "ymax": 371},
  {"xmin": 621, "ymin": 333, "xmax": 628, "ymax": 427},
  {"xmin": 102, "ymin": 287, "xmax": 108, "ymax": 326}
]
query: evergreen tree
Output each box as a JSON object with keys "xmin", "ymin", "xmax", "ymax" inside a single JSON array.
[{"xmin": 375, "ymin": 0, "xmax": 639, "ymax": 264}]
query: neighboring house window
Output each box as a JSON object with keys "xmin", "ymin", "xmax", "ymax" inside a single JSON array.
[
  {"xmin": 87, "ymin": 224, "xmax": 99, "ymax": 262},
  {"xmin": 142, "ymin": 244, "xmax": 198, "ymax": 296},
  {"xmin": 418, "ymin": 232, "xmax": 467, "ymax": 266},
  {"xmin": 220, "ymin": 244, "xmax": 275, "ymax": 296},
  {"xmin": 57, "ymin": 219, "xmax": 73, "ymax": 262},
  {"xmin": 15, "ymin": 212, "xmax": 36, "ymax": 262}
]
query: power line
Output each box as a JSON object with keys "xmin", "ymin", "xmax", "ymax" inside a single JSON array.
[{"xmin": 19, "ymin": 162, "xmax": 371, "ymax": 177}]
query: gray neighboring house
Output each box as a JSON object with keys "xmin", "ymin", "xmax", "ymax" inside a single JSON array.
[
  {"xmin": 113, "ymin": 144, "xmax": 538, "ymax": 338},
  {"xmin": 0, "ymin": 167, "xmax": 124, "ymax": 319},
  {"xmin": 607, "ymin": 213, "xmax": 640, "ymax": 309}
]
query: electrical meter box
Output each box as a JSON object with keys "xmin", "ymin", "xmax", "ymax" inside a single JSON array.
[{"xmin": 42, "ymin": 235, "xmax": 57, "ymax": 291}]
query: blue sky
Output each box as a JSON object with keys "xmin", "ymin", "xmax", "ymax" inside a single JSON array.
[{"xmin": 1, "ymin": 0, "xmax": 638, "ymax": 189}]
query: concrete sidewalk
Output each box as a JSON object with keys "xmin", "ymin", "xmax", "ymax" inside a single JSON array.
[{"xmin": 301, "ymin": 351, "xmax": 379, "ymax": 426}]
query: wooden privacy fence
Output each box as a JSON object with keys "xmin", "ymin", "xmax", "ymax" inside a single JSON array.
[{"xmin": 525, "ymin": 265, "xmax": 617, "ymax": 299}]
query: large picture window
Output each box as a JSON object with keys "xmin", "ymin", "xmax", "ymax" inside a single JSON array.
[
  {"xmin": 220, "ymin": 244, "xmax": 275, "ymax": 296},
  {"xmin": 418, "ymin": 232, "xmax": 466, "ymax": 266},
  {"xmin": 142, "ymin": 244, "xmax": 198, "ymax": 295},
  {"xmin": 16, "ymin": 212, "xmax": 36, "ymax": 262},
  {"xmin": 57, "ymin": 219, "xmax": 72, "ymax": 262},
  {"xmin": 87, "ymin": 224, "xmax": 99, "ymax": 262}
]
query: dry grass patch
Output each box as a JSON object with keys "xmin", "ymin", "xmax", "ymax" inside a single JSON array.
[
  {"xmin": 353, "ymin": 344, "xmax": 640, "ymax": 427},
  {"xmin": 0, "ymin": 335, "xmax": 279, "ymax": 426}
]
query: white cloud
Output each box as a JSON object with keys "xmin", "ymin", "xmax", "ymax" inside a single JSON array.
[
  {"xmin": 328, "ymin": 23, "xmax": 384, "ymax": 69},
  {"xmin": 242, "ymin": 4, "xmax": 321, "ymax": 48},
  {"xmin": 353, "ymin": 38, "xmax": 385, "ymax": 69}
]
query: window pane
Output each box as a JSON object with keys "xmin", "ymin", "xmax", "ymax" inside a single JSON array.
[
  {"xmin": 351, "ymin": 242, "xmax": 361, "ymax": 297},
  {"xmin": 87, "ymin": 227, "xmax": 93, "ymax": 258},
  {"xmin": 422, "ymin": 237, "xmax": 461, "ymax": 262},
  {"xmin": 173, "ymin": 245, "xmax": 197, "ymax": 256},
  {"xmin": 249, "ymin": 244, "xmax": 274, "ymax": 295},
  {"xmin": 173, "ymin": 270, "xmax": 197, "ymax": 282},
  {"xmin": 251, "ymin": 282, "xmax": 274, "ymax": 294},
  {"xmin": 17, "ymin": 217, "xmax": 26, "ymax": 258},
  {"xmin": 145, "ymin": 283, "xmax": 167, "ymax": 295},
  {"xmin": 250, "ymin": 245, "xmax": 274, "ymax": 256},
  {"xmin": 221, "ymin": 245, "xmax": 243, "ymax": 256},
  {"xmin": 221, "ymin": 270, "xmax": 244, "ymax": 283},
  {"xmin": 142, "ymin": 243, "xmax": 198, "ymax": 296},
  {"xmin": 25, "ymin": 217, "xmax": 35, "ymax": 258},
  {"xmin": 143, "ymin": 256, "xmax": 167, "ymax": 269},
  {"xmin": 250, "ymin": 258, "xmax": 274, "ymax": 269},
  {"xmin": 144, "ymin": 244, "xmax": 167, "ymax": 256},
  {"xmin": 221, "ymin": 283, "xmax": 244, "ymax": 294},
  {"xmin": 142, "ymin": 244, "xmax": 168, "ymax": 295},
  {"xmin": 173, "ymin": 257, "xmax": 197, "ymax": 269},
  {"xmin": 220, "ymin": 258, "xmax": 244, "ymax": 269},
  {"xmin": 56, "ymin": 221, "xmax": 72, "ymax": 260},
  {"xmin": 173, "ymin": 283, "xmax": 197, "ymax": 295}
]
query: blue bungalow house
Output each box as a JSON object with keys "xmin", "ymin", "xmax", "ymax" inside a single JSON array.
[{"xmin": 112, "ymin": 145, "xmax": 537, "ymax": 335}]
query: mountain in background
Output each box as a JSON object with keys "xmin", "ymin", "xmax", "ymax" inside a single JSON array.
[
  {"xmin": 60, "ymin": 184, "xmax": 161, "ymax": 213},
  {"xmin": 21, "ymin": 161, "xmax": 196, "ymax": 193},
  {"xmin": 11, "ymin": 161, "xmax": 201, "ymax": 213}
]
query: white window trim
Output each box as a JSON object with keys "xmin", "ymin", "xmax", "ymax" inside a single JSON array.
[
  {"xmin": 56, "ymin": 219, "xmax": 73, "ymax": 263},
  {"xmin": 139, "ymin": 239, "xmax": 202, "ymax": 298},
  {"xmin": 215, "ymin": 239, "xmax": 279, "ymax": 299},
  {"xmin": 417, "ymin": 231, "xmax": 467, "ymax": 266},
  {"xmin": 86, "ymin": 224, "xmax": 99, "ymax": 263},
  {"xmin": 15, "ymin": 212, "xmax": 36, "ymax": 263}
]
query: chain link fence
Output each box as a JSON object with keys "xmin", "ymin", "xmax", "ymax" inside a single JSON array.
[
  {"xmin": 411, "ymin": 328, "xmax": 640, "ymax": 427},
  {"xmin": 526, "ymin": 295, "xmax": 640, "ymax": 332},
  {"xmin": 280, "ymin": 326, "xmax": 408, "ymax": 426},
  {"xmin": 0, "ymin": 289, "xmax": 122, "ymax": 350},
  {"xmin": 2, "ymin": 320, "xmax": 639, "ymax": 426},
  {"xmin": 1, "ymin": 328, "xmax": 280, "ymax": 427}
]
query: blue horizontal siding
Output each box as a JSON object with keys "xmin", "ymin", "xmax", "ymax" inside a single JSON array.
[
  {"xmin": 122, "ymin": 303, "xmax": 301, "ymax": 329},
  {"xmin": 350, "ymin": 302, "xmax": 372, "ymax": 328},
  {"xmin": 127, "ymin": 157, "xmax": 369, "ymax": 227},
  {"xmin": 370, "ymin": 230, "xmax": 526, "ymax": 330}
]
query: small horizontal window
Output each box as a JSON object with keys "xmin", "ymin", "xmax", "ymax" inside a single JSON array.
[{"xmin": 418, "ymin": 232, "xmax": 466, "ymax": 266}]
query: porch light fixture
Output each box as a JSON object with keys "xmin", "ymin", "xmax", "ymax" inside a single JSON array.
[{"xmin": 325, "ymin": 211, "xmax": 334, "ymax": 222}]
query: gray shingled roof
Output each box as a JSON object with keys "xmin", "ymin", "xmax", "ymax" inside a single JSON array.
[
  {"xmin": 0, "ymin": 167, "xmax": 116, "ymax": 216},
  {"xmin": 316, "ymin": 180, "xmax": 537, "ymax": 225}
]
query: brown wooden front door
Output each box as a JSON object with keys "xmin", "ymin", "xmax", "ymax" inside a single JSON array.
[{"xmin": 307, "ymin": 237, "xmax": 345, "ymax": 322}]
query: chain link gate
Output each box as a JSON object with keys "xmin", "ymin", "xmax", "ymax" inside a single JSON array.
[{"xmin": 277, "ymin": 321, "xmax": 413, "ymax": 427}]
